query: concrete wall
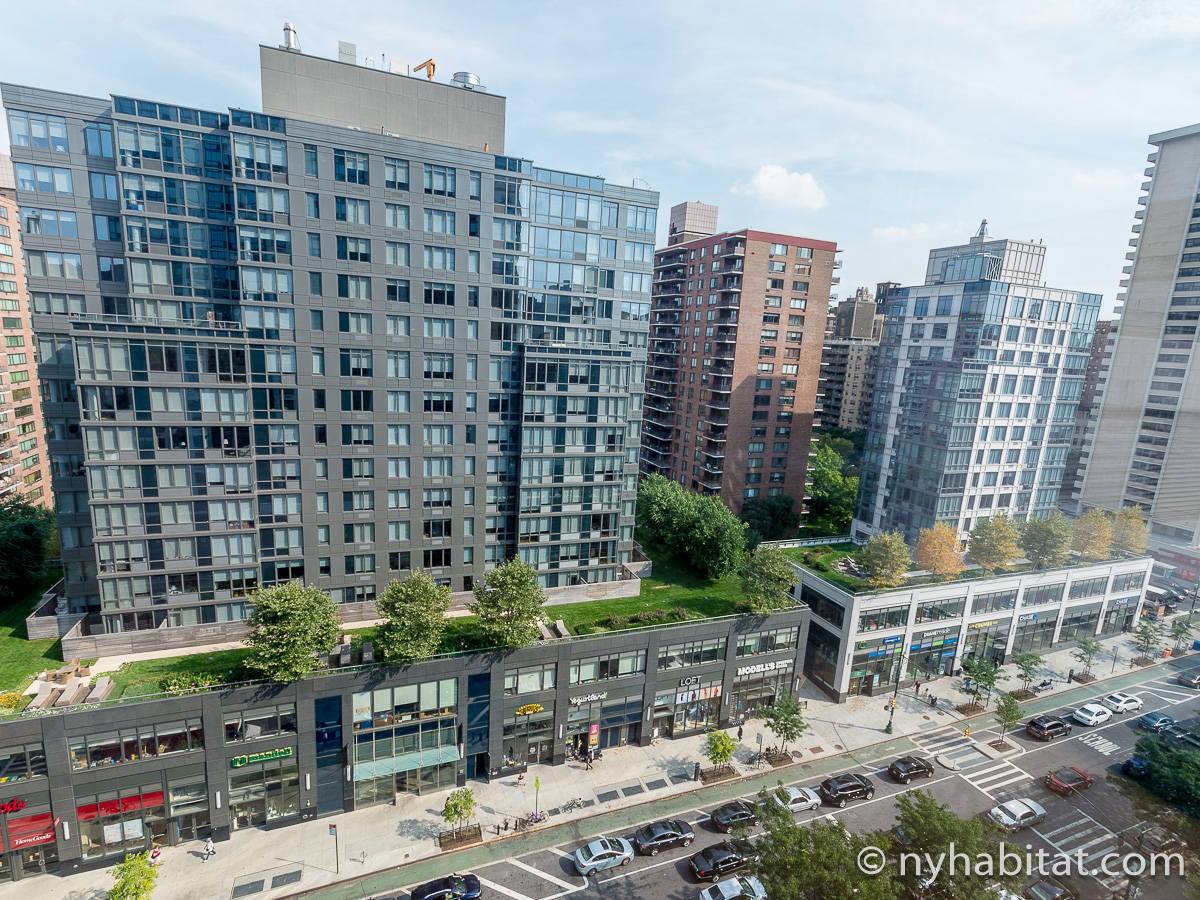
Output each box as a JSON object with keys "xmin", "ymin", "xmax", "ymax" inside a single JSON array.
[{"xmin": 259, "ymin": 46, "xmax": 506, "ymax": 153}]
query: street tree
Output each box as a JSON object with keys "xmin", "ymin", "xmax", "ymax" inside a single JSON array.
[
  {"xmin": 889, "ymin": 790, "xmax": 1022, "ymax": 900},
  {"xmin": 1011, "ymin": 651, "xmax": 1042, "ymax": 696},
  {"xmin": 861, "ymin": 531, "xmax": 911, "ymax": 589},
  {"xmin": 109, "ymin": 851, "xmax": 158, "ymax": 900},
  {"xmin": 751, "ymin": 809, "xmax": 901, "ymax": 900},
  {"xmin": 441, "ymin": 787, "xmax": 476, "ymax": 837},
  {"xmin": 244, "ymin": 583, "xmax": 341, "ymax": 682},
  {"xmin": 915, "ymin": 523, "xmax": 965, "ymax": 581},
  {"xmin": 1172, "ymin": 617, "xmax": 1197, "ymax": 654},
  {"xmin": 961, "ymin": 657, "xmax": 1004, "ymax": 710},
  {"xmin": 1133, "ymin": 619, "xmax": 1168, "ymax": 664},
  {"xmin": 741, "ymin": 494, "xmax": 800, "ymax": 547},
  {"xmin": 967, "ymin": 515, "xmax": 1021, "ymax": 573},
  {"xmin": 1133, "ymin": 735, "xmax": 1200, "ymax": 819},
  {"xmin": 1071, "ymin": 509, "xmax": 1113, "ymax": 560},
  {"xmin": 702, "ymin": 728, "xmax": 737, "ymax": 772},
  {"xmin": 1019, "ymin": 511, "xmax": 1073, "ymax": 569},
  {"xmin": 1111, "ymin": 507, "xmax": 1149, "ymax": 555},
  {"xmin": 763, "ymin": 695, "xmax": 808, "ymax": 755},
  {"xmin": 1071, "ymin": 637, "xmax": 1103, "ymax": 679},
  {"xmin": 740, "ymin": 546, "xmax": 797, "ymax": 613},
  {"xmin": 470, "ymin": 557, "xmax": 546, "ymax": 649},
  {"xmin": 375, "ymin": 570, "xmax": 450, "ymax": 662},
  {"xmin": 994, "ymin": 693, "xmax": 1023, "ymax": 747}
]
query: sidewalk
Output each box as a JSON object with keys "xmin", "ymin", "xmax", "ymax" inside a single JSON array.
[{"xmin": 11, "ymin": 623, "xmax": 1194, "ymax": 900}]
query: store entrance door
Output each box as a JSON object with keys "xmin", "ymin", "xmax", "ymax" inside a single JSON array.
[{"xmin": 12, "ymin": 843, "xmax": 58, "ymax": 880}]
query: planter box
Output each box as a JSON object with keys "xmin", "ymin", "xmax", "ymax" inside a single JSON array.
[
  {"xmin": 699, "ymin": 765, "xmax": 737, "ymax": 785},
  {"xmin": 437, "ymin": 823, "xmax": 482, "ymax": 851}
]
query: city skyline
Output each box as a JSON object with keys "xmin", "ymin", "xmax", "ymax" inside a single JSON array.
[{"xmin": 4, "ymin": 2, "xmax": 1199, "ymax": 312}]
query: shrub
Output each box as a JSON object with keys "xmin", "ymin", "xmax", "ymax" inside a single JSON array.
[
  {"xmin": 159, "ymin": 672, "xmax": 227, "ymax": 693},
  {"xmin": 0, "ymin": 692, "xmax": 23, "ymax": 712}
]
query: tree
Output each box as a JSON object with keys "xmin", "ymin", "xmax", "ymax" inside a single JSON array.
[
  {"xmin": 244, "ymin": 583, "xmax": 340, "ymax": 682},
  {"xmin": 751, "ymin": 811, "xmax": 900, "ymax": 900},
  {"xmin": 1133, "ymin": 619, "xmax": 1168, "ymax": 663},
  {"xmin": 1019, "ymin": 511, "xmax": 1072, "ymax": 569},
  {"xmin": 915, "ymin": 523, "xmax": 964, "ymax": 581},
  {"xmin": 1071, "ymin": 509, "xmax": 1113, "ymax": 561},
  {"xmin": 636, "ymin": 474, "xmax": 691, "ymax": 545},
  {"xmin": 636, "ymin": 475, "xmax": 746, "ymax": 579},
  {"xmin": 1172, "ymin": 617, "xmax": 1197, "ymax": 654},
  {"xmin": 741, "ymin": 494, "xmax": 800, "ymax": 547},
  {"xmin": 441, "ymin": 787, "xmax": 476, "ymax": 837},
  {"xmin": 689, "ymin": 494, "xmax": 748, "ymax": 580},
  {"xmin": 763, "ymin": 695, "xmax": 809, "ymax": 755},
  {"xmin": 702, "ymin": 728, "xmax": 737, "ymax": 771},
  {"xmin": 470, "ymin": 557, "xmax": 546, "ymax": 649},
  {"xmin": 967, "ymin": 515, "xmax": 1021, "ymax": 573},
  {"xmin": 961, "ymin": 657, "xmax": 1003, "ymax": 710},
  {"xmin": 806, "ymin": 444, "xmax": 859, "ymax": 536},
  {"xmin": 1112, "ymin": 506, "xmax": 1149, "ymax": 555},
  {"xmin": 994, "ymin": 693, "xmax": 1023, "ymax": 747},
  {"xmin": 375, "ymin": 570, "xmax": 450, "ymax": 662},
  {"xmin": 888, "ymin": 790, "xmax": 1022, "ymax": 900},
  {"xmin": 1011, "ymin": 651, "xmax": 1042, "ymax": 696},
  {"xmin": 740, "ymin": 547, "xmax": 797, "ymax": 613},
  {"xmin": 860, "ymin": 531, "xmax": 911, "ymax": 589},
  {"xmin": 109, "ymin": 851, "xmax": 158, "ymax": 900},
  {"xmin": 0, "ymin": 496, "xmax": 54, "ymax": 603},
  {"xmin": 1071, "ymin": 637, "xmax": 1103, "ymax": 679},
  {"xmin": 1132, "ymin": 735, "xmax": 1200, "ymax": 819}
]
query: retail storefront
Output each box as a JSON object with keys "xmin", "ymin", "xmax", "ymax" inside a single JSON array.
[
  {"xmin": 566, "ymin": 692, "xmax": 642, "ymax": 754},
  {"xmin": 227, "ymin": 747, "xmax": 300, "ymax": 829},
  {"xmin": 1100, "ymin": 597, "xmax": 1139, "ymax": 636},
  {"xmin": 731, "ymin": 659, "xmax": 793, "ymax": 720},
  {"xmin": 1012, "ymin": 611, "xmax": 1058, "ymax": 654},
  {"xmin": 962, "ymin": 617, "xmax": 1012, "ymax": 665},
  {"xmin": 1058, "ymin": 602, "xmax": 1103, "ymax": 644},
  {"xmin": 502, "ymin": 703, "xmax": 555, "ymax": 768},
  {"xmin": 0, "ymin": 795, "xmax": 58, "ymax": 881},
  {"xmin": 652, "ymin": 677, "xmax": 723, "ymax": 738},
  {"xmin": 848, "ymin": 635, "xmax": 904, "ymax": 696},
  {"xmin": 907, "ymin": 627, "xmax": 959, "ymax": 679}
]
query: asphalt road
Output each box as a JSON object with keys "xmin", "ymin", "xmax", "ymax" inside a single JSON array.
[{"xmin": 377, "ymin": 664, "xmax": 1200, "ymax": 900}]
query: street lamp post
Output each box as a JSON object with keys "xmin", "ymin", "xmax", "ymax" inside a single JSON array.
[
  {"xmin": 1111, "ymin": 646, "xmax": 1121, "ymax": 674},
  {"xmin": 885, "ymin": 646, "xmax": 909, "ymax": 734}
]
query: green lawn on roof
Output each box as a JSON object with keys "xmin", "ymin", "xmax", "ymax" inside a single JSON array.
[
  {"xmin": 779, "ymin": 543, "xmax": 870, "ymax": 591},
  {"xmin": 0, "ymin": 571, "xmax": 66, "ymax": 693}
]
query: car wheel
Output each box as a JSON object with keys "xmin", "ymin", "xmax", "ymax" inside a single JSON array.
[
  {"xmin": 837, "ymin": 798, "xmax": 847, "ymax": 808},
  {"xmin": 901, "ymin": 777, "xmax": 910, "ymax": 785},
  {"xmin": 621, "ymin": 857, "xmax": 630, "ymax": 867},
  {"xmin": 683, "ymin": 838, "xmax": 693, "ymax": 847},
  {"xmin": 649, "ymin": 848, "xmax": 659, "ymax": 857},
  {"xmin": 866, "ymin": 791, "xmax": 875, "ymax": 800}
]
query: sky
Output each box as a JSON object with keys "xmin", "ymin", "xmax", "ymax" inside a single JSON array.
[{"xmin": 5, "ymin": 0, "xmax": 1200, "ymax": 314}]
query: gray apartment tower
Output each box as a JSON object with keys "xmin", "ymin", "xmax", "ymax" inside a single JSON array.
[
  {"xmin": 854, "ymin": 223, "xmax": 1101, "ymax": 543},
  {"xmin": 1, "ymin": 38, "xmax": 657, "ymax": 650}
]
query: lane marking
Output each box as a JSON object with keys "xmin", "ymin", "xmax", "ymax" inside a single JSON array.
[
  {"xmin": 477, "ymin": 876, "xmax": 536, "ymax": 900},
  {"xmin": 595, "ymin": 854, "xmax": 680, "ymax": 884},
  {"xmin": 510, "ymin": 858, "xmax": 582, "ymax": 891}
]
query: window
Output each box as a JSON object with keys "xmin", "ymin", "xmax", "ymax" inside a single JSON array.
[
  {"xmin": 338, "ymin": 274, "xmax": 371, "ymax": 300},
  {"xmin": 424, "ymin": 352, "xmax": 454, "ymax": 379},
  {"xmin": 304, "ymin": 144, "xmax": 318, "ymax": 176},
  {"xmin": 388, "ymin": 351, "xmax": 411, "ymax": 379},
  {"xmin": 1111, "ymin": 572, "xmax": 1144, "ymax": 592},
  {"xmin": 736, "ymin": 626, "xmax": 799, "ymax": 656},
  {"xmin": 8, "ymin": 110, "xmax": 68, "ymax": 151},
  {"xmin": 386, "ymin": 314, "xmax": 410, "ymax": 336},
  {"xmin": 424, "ymin": 163, "xmax": 457, "ymax": 196},
  {"xmin": 424, "ymin": 209, "xmax": 456, "ymax": 234},
  {"xmin": 504, "ymin": 664, "xmax": 557, "ymax": 695},
  {"xmin": 69, "ymin": 719, "xmax": 204, "ymax": 769},
  {"xmin": 386, "ymin": 242, "xmax": 410, "ymax": 267},
  {"xmin": 336, "ymin": 235, "xmax": 372, "ymax": 262},
  {"xmin": 333, "ymin": 148, "xmax": 370, "ymax": 184},
  {"xmin": 385, "ymin": 158, "xmax": 409, "ymax": 190},
  {"xmin": 658, "ymin": 638, "xmax": 727, "ymax": 670},
  {"xmin": 23, "ymin": 207, "xmax": 79, "ymax": 238},
  {"xmin": 570, "ymin": 649, "xmax": 647, "ymax": 684},
  {"xmin": 27, "ymin": 251, "xmax": 84, "ymax": 279},
  {"xmin": 424, "ymin": 282, "xmax": 455, "ymax": 306},
  {"xmin": 424, "ymin": 319, "xmax": 455, "ymax": 339},
  {"xmin": 385, "ymin": 203, "xmax": 409, "ymax": 229},
  {"xmin": 15, "ymin": 163, "xmax": 73, "ymax": 195},
  {"xmin": 335, "ymin": 196, "xmax": 370, "ymax": 225},
  {"xmin": 0, "ymin": 743, "xmax": 48, "ymax": 782},
  {"xmin": 224, "ymin": 704, "xmax": 298, "ymax": 743},
  {"xmin": 387, "ymin": 278, "xmax": 410, "ymax": 302},
  {"xmin": 424, "ymin": 246, "xmax": 455, "ymax": 270},
  {"xmin": 625, "ymin": 205, "xmax": 657, "ymax": 233},
  {"xmin": 306, "ymin": 192, "xmax": 320, "ymax": 218},
  {"xmin": 338, "ymin": 311, "xmax": 372, "ymax": 334},
  {"xmin": 89, "ymin": 172, "xmax": 119, "ymax": 201},
  {"xmin": 85, "ymin": 123, "xmax": 115, "ymax": 158}
]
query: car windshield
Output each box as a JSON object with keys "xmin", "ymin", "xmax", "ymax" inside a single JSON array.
[
  {"xmin": 998, "ymin": 803, "xmax": 1023, "ymax": 819},
  {"xmin": 1058, "ymin": 770, "xmax": 1083, "ymax": 784}
]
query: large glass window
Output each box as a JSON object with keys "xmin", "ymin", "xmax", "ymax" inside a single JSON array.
[
  {"xmin": 228, "ymin": 759, "xmax": 300, "ymax": 828},
  {"xmin": 658, "ymin": 637, "xmax": 727, "ymax": 669},
  {"xmin": 970, "ymin": 589, "xmax": 1017, "ymax": 615},
  {"xmin": 351, "ymin": 678, "xmax": 457, "ymax": 731},
  {"xmin": 76, "ymin": 783, "xmax": 165, "ymax": 859},
  {"xmin": 224, "ymin": 704, "xmax": 298, "ymax": 743},
  {"xmin": 0, "ymin": 743, "xmax": 48, "ymax": 782},
  {"xmin": 68, "ymin": 720, "xmax": 204, "ymax": 769},
  {"xmin": 736, "ymin": 626, "xmax": 799, "ymax": 657},
  {"xmin": 857, "ymin": 604, "xmax": 909, "ymax": 633},
  {"xmin": 569, "ymin": 649, "xmax": 646, "ymax": 684},
  {"xmin": 914, "ymin": 596, "xmax": 966, "ymax": 623},
  {"xmin": 503, "ymin": 664, "xmax": 557, "ymax": 695}
]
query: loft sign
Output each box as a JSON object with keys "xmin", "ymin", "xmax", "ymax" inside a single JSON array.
[
  {"xmin": 679, "ymin": 675, "xmax": 702, "ymax": 687},
  {"xmin": 570, "ymin": 692, "xmax": 607, "ymax": 706},
  {"xmin": 229, "ymin": 746, "xmax": 294, "ymax": 769}
]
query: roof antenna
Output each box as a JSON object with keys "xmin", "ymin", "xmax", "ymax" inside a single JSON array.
[
  {"xmin": 975, "ymin": 218, "xmax": 989, "ymax": 239},
  {"xmin": 282, "ymin": 22, "xmax": 300, "ymax": 52}
]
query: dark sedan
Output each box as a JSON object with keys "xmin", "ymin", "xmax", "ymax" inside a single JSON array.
[
  {"xmin": 888, "ymin": 755, "xmax": 935, "ymax": 784},
  {"xmin": 411, "ymin": 873, "xmax": 482, "ymax": 900},
  {"xmin": 1138, "ymin": 711, "xmax": 1177, "ymax": 733},
  {"xmin": 1026, "ymin": 715, "xmax": 1073, "ymax": 741},
  {"xmin": 633, "ymin": 818, "xmax": 695, "ymax": 855},
  {"xmin": 710, "ymin": 800, "xmax": 759, "ymax": 832},
  {"xmin": 819, "ymin": 772, "xmax": 875, "ymax": 807},
  {"xmin": 689, "ymin": 839, "xmax": 754, "ymax": 882}
]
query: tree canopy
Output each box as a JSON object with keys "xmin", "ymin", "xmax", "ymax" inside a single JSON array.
[
  {"xmin": 636, "ymin": 475, "xmax": 746, "ymax": 579},
  {"xmin": 470, "ymin": 557, "xmax": 546, "ymax": 648},
  {"xmin": 739, "ymin": 546, "xmax": 797, "ymax": 613},
  {"xmin": 702, "ymin": 728, "xmax": 737, "ymax": 769},
  {"xmin": 966, "ymin": 515, "xmax": 1021, "ymax": 573},
  {"xmin": 1111, "ymin": 506, "xmax": 1148, "ymax": 555},
  {"xmin": 1019, "ymin": 511, "xmax": 1072, "ymax": 569},
  {"xmin": 763, "ymin": 695, "xmax": 808, "ymax": 754},
  {"xmin": 806, "ymin": 444, "xmax": 859, "ymax": 536},
  {"xmin": 108, "ymin": 851, "xmax": 158, "ymax": 900},
  {"xmin": 861, "ymin": 531, "xmax": 911, "ymax": 588},
  {"xmin": 1071, "ymin": 508, "xmax": 1113, "ymax": 560},
  {"xmin": 375, "ymin": 570, "xmax": 450, "ymax": 661},
  {"xmin": 1133, "ymin": 734, "xmax": 1200, "ymax": 818},
  {"xmin": 915, "ymin": 523, "xmax": 964, "ymax": 581},
  {"xmin": 0, "ymin": 496, "xmax": 54, "ymax": 603},
  {"xmin": 244, "ymin": 583, "xmax": 341, "ymax": 682},
  {"xmin": 740, "ymin": 494, "xmax": 800, "ymax": 548}
]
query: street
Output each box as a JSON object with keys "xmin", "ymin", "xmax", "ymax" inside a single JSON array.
[{"xmin": 375, "ymin": 662, "xmax": 1200, "ymax": 900}]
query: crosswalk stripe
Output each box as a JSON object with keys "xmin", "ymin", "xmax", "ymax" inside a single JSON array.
[
  {"xmin": 968, "ymin": 762, "xmax": 1013, "ymax": 779},
  {"xmin": 1042, "ymin": 818, "xmax": 1091, "ymax": 840},
  {"xmin": 510, "ymin": 858, "xmax": 580, "ymax": 891},
  {"xmin": 477, "ymin": 876, "xmax": 536, "ymax": 900},
  {"xmin": 975, "ymin": 773, "xmax": 1030, "ymax": 792}
]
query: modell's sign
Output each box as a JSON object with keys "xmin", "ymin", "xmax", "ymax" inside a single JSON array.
[
  {"xmin": 736, "ymin": 659, "xmax": 793, "ymax": 677},
  {"xmin": 229, "ymin": 746, "xmax": 294, "ymax": 768}
]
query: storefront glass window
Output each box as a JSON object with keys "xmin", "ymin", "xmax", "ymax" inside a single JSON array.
[
  {"xmin": 915, "ymin": 596, "xmax": 966, "ymax": 623},
  {"xmin": 224, "ymin": 704, "xmax": 297, "ymax": 743},
  {"xmin": 857, "ymin": 604, "xmax": 908, "ymax": 633},
  {"xmin": 70, "ymin": 720, "xmax": 204, "ymax": 769},
  {"xmin": 737, "ymin": 627, "xmax": 799, "ymax": 657},
  {"xmin": 228, "ymin": 759, "xmax": 299, "ymax": 829},
  {"xmin": 76, "ymin": 783, "xmax": 165, "ymax": 859},
  {"xmin": 658, "ymin": 638, "xmax": 726, "ymax": 669},
  {"xmin": 0, "ymin": 744, "xmax": 47, "ymax": 783}
]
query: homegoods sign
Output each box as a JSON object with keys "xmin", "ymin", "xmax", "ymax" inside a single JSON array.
[{"xmin": 229, "ymin": 746, "xmax": 294, "ymax": 768}]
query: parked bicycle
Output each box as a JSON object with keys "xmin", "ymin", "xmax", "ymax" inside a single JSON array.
[
  {"xmin": 561, "ymin": 797, "xmax": 586, "ymax": 812},
  {"xmin": 527, "ymin": 810, "xmax": 548, "ymax": 824}
]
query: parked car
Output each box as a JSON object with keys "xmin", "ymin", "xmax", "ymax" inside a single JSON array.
[
  {"xmin": 1071, "ymin": 703, "xmax": 1112, "ymax": 726},
  {"xmin": 1026, "ymin": 715, "xmax": 1073, "ymax": 741},
  {"xmin": 985, "ymin": 799, "xmax": 1047, "ymax": 832},
  {"xmin": 1023, "ymin": 876, "xmax": 1078, "ymax": 900},
  {"xmin": 1177, "ymin": 670, "xmax": 1200, "ymax": 688},
  {"xmin": 819, "ymin": 772, "xmax": 875, "ymax": 807},
  {"xmin": 1101, "ymin": 692, "xmax": 1143, "ymax": 713},
  {"xmin": 689, "ymin": 840, "xmax": 755, "ymax": 882},
  {"xmin": 1138, "ymin": 711, "xmax": 1177, "ymax": 733},
  {"xmin": 760, "ymin": 784, "xmax": 821, "ymax": 814},
  {"xmin": 1122, "ymin": 754, "xmax": 1150, "ymax": 778},
  {"xmin": 1124, "ymin": 824, "xmax": 1184, "ymax": 855},
  {"xmin": 698, "ymin": 875, "xmax": 768, "ymax": 900},
  {"xmin": 634, "ymin": 819, "xmax": 695, "ymax": 856},
  {"xmin": 1044, "ymin": 767, "xmax": 1094, "ymax": 796},
  {"xmin": 1163, "ymin": 725, "xmax": 1200, "ymax": 750},
  {"xmin": 411, "ymin": 873, "xmax": 482, "ymax": 900},
  {"xmin": 710, "ymin": 800, "xmax": 759, "ymax": 832},
  {"xmin": 888, "ymin": 755, "xmax": 935, "ymax": 784},
  {"xmin": 573, "ymin": 837, "xmax": 634, "ymax": 876}
]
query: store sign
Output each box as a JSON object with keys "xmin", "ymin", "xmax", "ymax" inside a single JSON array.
[
  {"xmin": 0, "ymin": 798, "xmax": 27, "ymax": 815},
  {"xmin": 569, "ymin": 692, "xmax": 607, "ymax": 706},
  {"xmin": 229, "ymin": 746, "xmax": 294, "ymax": 768},
  {"xmin": 9, "ymin": 827, "xmax": 55, "ymax": 849},
  {"xmin": 676, "ymin": 684, "xmax": 721, "ymax": 705},
  {"xmin": 736, "ymin": 659, "xmax": 793, "ymax": 678},
  {"xmin": 679, "ymin": 675, "xmax": 702, "ymax": 687}
]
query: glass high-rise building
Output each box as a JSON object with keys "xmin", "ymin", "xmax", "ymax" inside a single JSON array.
[
  {"xmin": 854, "ymin": 222, "xmax": 1101, "ymax": 544},
  {"xmin": 1, "ymin": 41, "xmax": 656, "ymax": 652}
]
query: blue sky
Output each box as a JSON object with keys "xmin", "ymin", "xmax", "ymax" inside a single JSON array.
[{"xmin": 6, "ymin": 0, "xmax": 1200, "ymax": 313}]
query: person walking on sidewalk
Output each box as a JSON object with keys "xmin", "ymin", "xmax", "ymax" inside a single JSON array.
[
  {"xmin": 202, "ymin": 836, "xmax": 216, "ymax": 862},
  {"xmin": 585, "ymin": 749, "xmax": 594, "ymax": 770},
  {"xmin": 736, "ymin": 724, "xmax": 744, "ymax": 742}
]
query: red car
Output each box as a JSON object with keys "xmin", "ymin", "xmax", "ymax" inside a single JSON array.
[{"xmin": 1044, "ymin": 767, "xmax": 1094, "ymax": 796}]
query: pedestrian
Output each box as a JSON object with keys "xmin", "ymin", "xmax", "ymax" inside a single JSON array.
[
  {"xmin": 585, "ymin": 750, "xmax": 593, "ymax": 770},
  {"xmin": 517, "ymin": 772, "xmax": 525, "ymax": 786},
  {"xmin": 915, "ymin": 680, "xmax": 922, "ymax": 697},
  {"xmin": 202, "ymin": 836, "xmax": 215, "ymax": 862},
  {"xmin": 736, "ymin": 724, "xmax": 744, "ymax": 742},
  {"xmin": 150, "ymin": 844, "xmax": 162, "ymax": 867}
]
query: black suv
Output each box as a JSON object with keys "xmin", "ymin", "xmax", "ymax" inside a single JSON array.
[
  {"xmin": 710, "ymin": 799, "xmax": 759, "ymax": 832},
  {"xmin": 1026, "ymin": 715, "xmax": 1073, "ymax": 741},
  {"xmin": 887, "ymin": 755, "xmax": 935, "ymax": 784},
  {"xmin": 689, "ymin": 839, "xmax": 756, "ymax": 882},
  {"xmin": 819, "ymin": 772, "xmax": 875, "ymax": 807},
  {"xmin": 633, "ymin": 819, "xmax": 695, "ymax": 855}
]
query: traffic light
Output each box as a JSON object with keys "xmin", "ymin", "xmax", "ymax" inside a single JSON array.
[
  {"xmin": 889, "ymin": 696, "xmax": 897, "ymax": 710},
  {"xmin": 963, "ymin": 726, "xmax": 972, "ymax": 738}
]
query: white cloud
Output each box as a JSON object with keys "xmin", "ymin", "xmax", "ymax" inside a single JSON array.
[
  {"xmin": 871, "ymin": 223, "xmax": 942, "ymax": 241},
  {"xmin": 732, "ymin": 165, "xmax": 827, "ymax": 211},
  {"xmin": 1070, "ymin": 168, "xmax": 1143, "ymax": 191}
]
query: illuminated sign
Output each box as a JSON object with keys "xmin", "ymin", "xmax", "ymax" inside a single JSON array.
[
  {"xmin": 569, "ymin": 692, "xmax": 607, "ymax": 706},
  {"xmin": 229, "ymin": 746, "xmax": 294, "ymax": 768},
  {"xmin": 736, "ymin": 659, "xmax": 793, "ymax": 677}
]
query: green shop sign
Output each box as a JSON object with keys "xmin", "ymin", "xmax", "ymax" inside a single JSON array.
[{"xmin": 229, "ymin": 746, "xmax": 294, "ymax": 768}]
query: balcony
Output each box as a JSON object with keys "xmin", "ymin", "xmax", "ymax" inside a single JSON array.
[{"xmin": 719, "ymin": 241, "xmax": 745, "ymax": 257}]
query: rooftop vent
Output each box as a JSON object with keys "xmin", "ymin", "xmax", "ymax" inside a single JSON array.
[
  {"xmin": 452, "ymin": 71, "xmax": 485, "ymax": 92},
  {"xmin": 281, "ymin": 22, "xmax": 300, "ymax": 51}
]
